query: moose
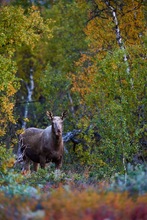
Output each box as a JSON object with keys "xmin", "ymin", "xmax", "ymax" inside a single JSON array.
[{"xmin": 18, "ymin": 111, "xmax": 67, "ymax": 173}]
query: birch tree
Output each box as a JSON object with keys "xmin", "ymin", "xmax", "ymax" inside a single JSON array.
[
  {"xmin": 21, "ymin": 71, "xmax": 34, "ymax": 129},
  {"xmin": 0, "ymin": 5, "xmax": 53, "ymax": 137},
  {"xmin": 71, "ymin": 0, "xmax": 146, "ymax": 174},
  {"xmin": 104, "ymin": 0, "xmax": 130, "ymax": 75}
]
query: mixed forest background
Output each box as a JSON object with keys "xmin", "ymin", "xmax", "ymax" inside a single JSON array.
[
  {"xmin": 0, "ymin": 0, "xmax": 146, "ymax": 175},
  {"xmin": 0, "ymin": 0, "xmax": 147, "ymax": 219}
]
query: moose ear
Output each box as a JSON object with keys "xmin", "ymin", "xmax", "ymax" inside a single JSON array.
[
  {"xmin": 46, "ymin": 111, "xmax": 53, "ymax": 120},
  {"xmin": 61, "ymin": 110, "xmax": 67, "ymax": 120}
]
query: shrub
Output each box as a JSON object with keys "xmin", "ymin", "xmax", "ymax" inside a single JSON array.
[
  {"xmin": 0, "ymin": 146, "xmax": 15, "ymax": 174},
  {"xmin": 109, "ymin": 164, "xmax": 147, "ymax": 195}
]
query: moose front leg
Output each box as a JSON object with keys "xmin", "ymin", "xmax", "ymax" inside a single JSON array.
[
  {"xmin": 39, "ymin": 155, "xmax": 46, "ymax": 169},
  {"xmin": 55, "ymin": 157, "xmax": 63, "ymax": 169},
  {"xmin": 21, "ymin": 157, "xmax": 30, "ymax": 175}
]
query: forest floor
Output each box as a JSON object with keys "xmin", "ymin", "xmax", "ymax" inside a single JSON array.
[{"xmin": 0, "ymin": 164, "xmax": 147, "ymax": 220}]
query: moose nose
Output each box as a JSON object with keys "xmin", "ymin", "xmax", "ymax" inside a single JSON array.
[{"xmin": 57, "ymin": 129, "xmax": 61, "ymax": 133}]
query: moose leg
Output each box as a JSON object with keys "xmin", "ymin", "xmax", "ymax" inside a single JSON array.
[
  {"xmin": 55, "ymin": 157, "xmax": 62, "ymax": 169},
  {"xmin": 21, "ymin": 157, "xmax": 30, "ymax": 175},
  {"xmin": 39, "ymin": 155, "xmax": 46, "ymax": 169},
  {"xmin": 33, "ymin": 162, "xmax": 39, "ymax": 172}
]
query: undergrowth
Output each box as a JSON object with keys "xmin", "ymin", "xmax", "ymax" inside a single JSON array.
[{"xmin": 0, "ymin": 163, "xmax": 147, "ymax": 219}]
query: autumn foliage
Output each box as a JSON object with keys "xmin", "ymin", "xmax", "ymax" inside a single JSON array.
[
  {"xmin": 0, "ymin": 5, "xmax": 52, "ymax": 136},
  {"xmin": 0, "ymin": 186, "xmax": 147, "ymax": 220},
  {"xmin": 0, "ymin": 1, "xmax": 146, "ymax": 219}
]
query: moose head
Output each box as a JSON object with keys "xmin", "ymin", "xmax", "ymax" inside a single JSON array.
[{"xmin": 46, "ymin": 111, "xmax": 67, "ymax": 138}]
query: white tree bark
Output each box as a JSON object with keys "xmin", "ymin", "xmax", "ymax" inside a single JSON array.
[
  {"xmin": 22, "ymin": 69, "xmax": 34, "ymax": 129},
  {"xmin": 67, "ymin": 91, "xmax": 75, "ymax": 117},
  {"xmin": 104, "ymin": 1, "xmax": 133, "ymax": 176},
  {"xmin": 104, "ymin": 0, "xmax": 130, "ymax": 75}
]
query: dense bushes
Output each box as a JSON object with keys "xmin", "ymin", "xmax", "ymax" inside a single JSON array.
[
  {"xmin": 1, "ymin": 186, "xmax": 147, "ymax": 220},
  {"xmin": 109, "ymin": 164, "xmax": 147, "ymax": 195},
  {"xmin": 0, "ymin": 164, "xmax": 147, "ymax": 219}
]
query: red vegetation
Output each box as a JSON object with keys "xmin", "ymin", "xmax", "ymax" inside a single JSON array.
[{"xmin": 1, "ymin": 187, "xmax": 147, "ymax": 220}]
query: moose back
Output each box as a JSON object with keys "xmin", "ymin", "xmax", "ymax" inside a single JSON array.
[{"xmin": 19, "ymin": 111, "xmax": 67, "ymax": 173}]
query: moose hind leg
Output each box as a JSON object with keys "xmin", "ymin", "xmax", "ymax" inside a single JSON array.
[{"xmin": 33, "ymin": 162, "xmax": 39, "ymax": 172}]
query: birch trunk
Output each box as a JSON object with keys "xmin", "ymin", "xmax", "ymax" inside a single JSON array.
[
  {"xmin": 104, "ymin": 0, "xmax": 132, "ymax": 177},
  {"xmin": 22, "ymin": 69, "xmax": 34, "ymax": 129},
  {"xmin": 67, "ymin": 91, "xmax": 75, "ymax": 118},
  {"xmin": 104, "ymin": 0, "xmax": 130, "ymax": 75}
]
